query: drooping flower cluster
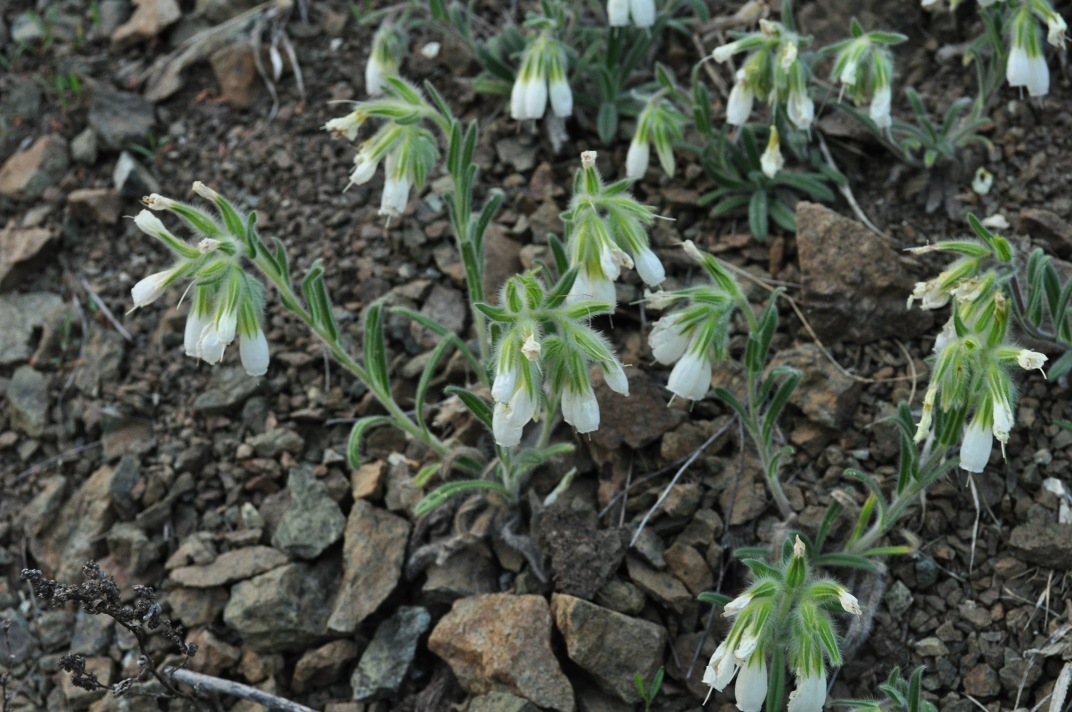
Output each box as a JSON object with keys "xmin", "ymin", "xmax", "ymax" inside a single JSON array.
[
  {"xmin": 704, "ymin": 538, "xmax": 861, "ymax": 712},
  {"xmin": 607, "ymin": 0, "xmax": 655, "ymax": 28},
  {"xmin": 828, "ymin": 20, "xmax": 906, "ymax": 129},
  {"xmin": 563, "ymin": 151, "xmax": 664, "ymax": 305},
  {"xmin": 647, "ymin": 241, "xmax": 745, "ymax": 402},
  {"xmin": 486, "ymin": 273, "xmax": 629, "ymax": 446},
  {"xmin": 626, "ymin": 96, "xmax": 685, "ymax": 179},
  {"xmin": 907, "ymin": 221, "xmax": 1047, "ymax": 472},
  {"xmin": 510, "ymin": 31, "xmax": 573, "ymax": 121},
  {"xmin": 131, "ymin": 183, "xmax": 270, "ymax": 377},
  {"xmin": 1006, "ymin": 0, "xmax": 1066, "ymax": 97},
  {"xmin": 712, "ymin": 19, "xmax": 814, "ymax": 132},
  {"xmin": 323, "ymin": 79, "xmax": 440, "ymax": 217}
]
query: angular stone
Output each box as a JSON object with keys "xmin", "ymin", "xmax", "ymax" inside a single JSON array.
[
  {"xmin": 271, "ymin": 468, "xmax": 345, "ymax": 560},
  {"xmin": 7, "ymin": 365, "xmax": 50, "ymax": 438},
  {"xmin": 61, "ymin": 656, "xmax": 113, "ymax": 709},
  {"xmin": 470, "ymin": 692, "xmax": 540, "ymax": 712},
  {"xmin": 192, "ymin": 367, "xmax": 262, "ymax": 413},
  {"xmin": 88, "ymin": 86, "xmax": 156, "ymax": 151},
  {"xmin": 0, "ymin": 225, "xmax": 54, "ymax": 288},
  {"xmin": 292, "ymin": 639, "xmax": 360, "ymax": 693},
  {"xmin": 210, "ymin": 43, "xmax": 260, "ymax": 110},
  {"xmin": 796, "ymin": 201, "xmax": 929, "ymax": 343},
  {"xmin": 551, "ymin": 594, "xmax": 667, "ymax": 703},
  {"xmin": 106, "ymin": 522, "xmax": 159, "ymax": 576},
  {"xmin": 165, "ymin": 586, "xmax": 229, "ymax": 628},
  {"xmin": 411, "ymin": 284, "xmax": 467, "ymax": 350},
  {"xmin": 223, "ymin": 561, "xmax": 336, "ymax": 652},
  {"xmin": 625, "ymin": 556, "xmax": 692, "ymax": 613},
  {"xmin": 429, "ymin": 594, "xmax": 574, "ymax": 712},
  {"xmin": 67, "ymin": 188, "xmax": 121, "ymax": 225},
  {"xmin": 170, "ymin": 546, "xmax": 288, "ymax": 588},
  {"xmin": 422, "ymin": 546, "xmax": 499, "ymax": 605},
  {"xmin": 351, "ymin": 606, "xmax": 431, "ymax": 700},
  {"xmin": 327, "ymin": 500, "xmax": 409, "ymax": 633},
  {"xmin": 32, "ymin": 465, "xmax": 118, "ymax": 582},
  {"xmin": 590, "ymin": 369, "xmax": 685, "ymax": 450},
  {"xmin": 70, "ymin": 127, "xmax": 98, "ymax": 164},
  {"xmin": 664, "ymin": 543, "xmax": 713, "ymax": 595},
  {"xmin": 0, "ymin": 293, "xmax": 65, "ymax": 365},
  {"xmin": 111, "ymin": 0, "xmax": 180, "ymax": 50},
  {"xmin": 1009, "ymin": 521, "xmax": 1072, "ymax": 569},
  {"xmin": 0, "ymin": 135, "xmax": 69, "ymax": 201},
  {"xmin": 769, "ymin": 343, "xmax": 862, "ymax": 429},
  {"xmin": 112, "ymin": 151, "xmax": 160, "ymax": 198}
]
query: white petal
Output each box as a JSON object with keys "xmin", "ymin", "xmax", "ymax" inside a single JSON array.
[
  {"xmin": 493, "ymin": 402, "xmax": 523, "ymax": 446},
  {"xmin": 603, "ymin": 360, "xmax": 629, "ymax": 396},
  {"xmin": 1026, "ymin": 54, "xmax": 1050, "ymax": 96},
  {"xmin": 649, "ymin": 314, "xmax": 689, "ymax": 365},
  {"xmin": 787, "ymin": 670, "xmax": 827, "ymax": 712},
  {"xmin": 726, "ymin": 74, "xmax": 754, "ymax": 126},
  {"xmin": 563, "ymin": 387, "xmax": 599, "ymax": 433},
  {"xmin": 1016, "ymin": 349, "xmax": 1047, "ymax": 371},
  {"xmin": 629, "ymin": 0, "xmax": 655, "ymax": 26},
  {"xmin": 492, "ymin": 364, "xmax": 520, "ymax": 403},
  {"xmin": 633, "ymin": 246, "xmax": 665, "ymax": 286},
  {"xmin": 525, "ymin": 80, "xmax": 548, "ymax": 120},
  {"xmin": 959, "ymin": 416, "xmax": 993, "ymax": 473},
  {"xmin": 735, "ymin": 656, "xmax": 768, "ymax": 712},
  {"xmin": 184, "ymin": 309, "xmax": 211, "ymax": 357},
  {"xmin": 549, "ymin": 78, "xmax": 573, "ymax": 118},
  {"xmin": 198, "ymin": 325, "xmax": 226, "ymax": 365},
  {"xmin": 130, "ymin": 270, "xmax": 172, "ymax": 307},
  {"xmin": 365, "ymin": 57, "xmax": 386, "ymax": 95},
  {"xmin": 626, "ymin": 138, "xmax": 650, "ymax": 180},
  {"xmin": 869, "ymin": 84, "xmax": 892, "ymax": 129},
  {"xmin": 667, "ymin": 348, "xmax": 712, "ymax": 401},
  {"xmin": 607, "ymin": 0, "xmax": 629, "ymax": 26},
  {"xmin": 380, "ymin": 175, "xmax": 411, "ymax": 217}
]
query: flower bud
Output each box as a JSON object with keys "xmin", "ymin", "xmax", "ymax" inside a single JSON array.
[
  {"xmin": 240, "ymin": 327, "xmax": 270, "ymax": 376},
  {"xmin": 130, "ymin": 270, "xmax": 173, "ymax": 308}
]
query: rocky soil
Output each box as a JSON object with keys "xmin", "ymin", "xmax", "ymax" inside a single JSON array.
[{"xmin": 2, "ymin": 0, "xmax": 1072, "ymax": 711}]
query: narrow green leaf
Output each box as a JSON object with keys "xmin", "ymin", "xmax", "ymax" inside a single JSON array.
[
  {"xmin": 414, "ymin": 479, "xmax": 511, "ymax": 517},
  {"xmin": 364, "ymin": 301, "xmax": 391, "ymax": 393},
  {"xmin": 414, "ymin": 337, "xmax": 456, "ymax": 434},
  {"xmin": 597, "ymin": 102, "xmax": 618, "ymax": 144},
  {"xmin": 749, "ymin": 190, "xmax": 769, "ymax": 240},
  {"xmin": 443, "ymin": 385, "xmax": 493, "ymax": 430},
  {"xmin": 347, "ymin": 415, "xmax": 396, "ymax": 469}
]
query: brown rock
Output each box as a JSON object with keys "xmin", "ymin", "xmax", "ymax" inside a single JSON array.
[
  {"xmin": 1009, "ymin": 521, "xmax": 1072, "ymax": 569},
  {"xmin": 0, "ymin": 225, "xmax": 54, "ymax": 288},
  {"xmin": 210, "ymin": 43, "xmax": 260, "ymax": 110},
  {"xmin": 164, "ymin": 587, "xmax": 228, "ymax": 628},
  {"xmin": 169, "ymin": 546, "xmax": 289, "ymax": 588},
  {"xmin": 551, "ymin": 594, "xmax": 667, "ymax": 703},
  {"xmin": 796, "ymin": 202, "xmax": 929, "ymax": 343},
  {"xmin": 1020, "ymin": 207, "xmax": 1072, "ymax": 258},
  {"xmin": 482, "ymin": 225, "xmax": 523, "ymax": 299},
  {"xmin": 590, "ymin": 369, "xmax": 685, "ymax": 450},
  {"xmin": 0, "ymin": 135, "xmax": 68, "ymax": 201},
  {"xmin": 664, "ymin": 543, "xmax": 713, "ymax": 595},
  {"xmin": 769, "ymin": 343, "xmax": 862, "ymax": 429},
  {"xmin": 327, "ymin": 500, "xmax": 409, "ymax": 633},
  {"xmin": 238, "ymin": 649, "xmax": 285, "ymax": 684},
  {"xmin": 625, "ymin": 556, "xmax": 692, "ymax": 613},
  {"xmin": 223, "ymin": 561, "xmax": 336, "ymax": 652},
  {"xmin": 292, "ymin": 639, "xmax": 360, "ymax": 693},
  {"xmin": 963, "ymin": 663, "xmax": 1000, "ymax": 697},
  {"xmin": 111, "ymin": 0, "xmax": 181, "ymax": 50},
  {"xmin": 32, "ymin": 464, "xmax": 118, "ymax": 581},
  {"xmin": 188, "ymin": 628, "xmax": 241, "ymax": 674},
  {"xmin": 61, "ymin": 656, "xmax": 113, "ymax": 709},
  {"xmin": 428, "ymin": 593, "xmax": 574, "ymax": 712},
  {"xmin": 351, "ymin": 461, "xmax": 386, "ymax": 500},
  {"xmin": 67, "ymin": 188, "xmax": 121, "ymax": 225}
]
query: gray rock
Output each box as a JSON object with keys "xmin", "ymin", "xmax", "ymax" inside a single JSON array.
[
  {"xmin": 411, "ymin": 284, "xmax": 467, "ymax": 350},
  {"xmin": 884, "ymin": 580, "xmax": 913, "ymax": 617},
  {"xmin": 192, "ymin": 367, "xmax": 261, "ymax": 413},
  {"xmin": 68, "ymin": 188, "xmax": 121, "ymax": 226},
  {"xmin": 70, "ymin": 128, "xmax": 99, "ymax": 165},
  {"xmin": 0, "ymin": 225, "xmax": 55, "ymax": 288},
  {"xmin": 625, "ymin": 555, "xmax": 692, "ymax": 614},
  {"xmin": 429, "ymin": 594, "xmax": 575, "ymax": 712},
  {"xmin": 551, "ymin": 594, "xmax": 667, "ymax": 703},
  {"xmin": 106, "ymin": 523, "xmax": 159, "ymax": 575},
  {"xmin": 70, "ymin": 610, "xmax": 115, "ymax": 656},
  {"xmin": 247, "ymin": 428, "xmax": 304, "ymax": 458},
  {"xmin": 112, "ymin": 151, "xmax": 160, "ymax": 198},
  {"xmin": 271, "ymin": 468, "xmax": 345, "ymax": 560},
  {"xmin": 495, "ymin": 136, "xmax": 537, "ymax": 173},
  {"xmin": 15, "ymin": 475, "xmax": 67, "ymax": 538},
  {"xmin": 73, "ymin": 328, "xmax": 126, "ymax": 396},
  {"xmin": 594, "ymin": 578, "xmax": 645, "ymax": 617},
  {"xmin": 89, "ymin": 86, "xmax": 156, "ymax": 151},
  {"xmin": 422, "ymin": 546, "xmax": 499, "ymax": 605},
  {"xmin": 165, "ymin": 586, "xmax": 229, "ymax": 628},
  {"xmin": 107, "ymin": 456, "xmax": 140, "ymax": 521},
  {"xmin": 769, "ymin": 343, "xmax": 862, "ymax": 429},
  {"xmin": 7, "ymin": 366, "xmax": 49, "ymax": 438},
  {"xmin": 351, "ymin": 606, "xmax": 431, "ymax": 701},
  {"xmin": 0, "ymin": 78, "xmax": 42, "ymax": 122},
  {"xmin": 590, "ymin": 369, "xmax": 685, "ymax": 450},
  {"xmin": 796, "ymin": 201, "xmax": 930, "ymax": 344},
  {"xmin": 223, "ymin": 561, "xmax": 336, "ymax": 652},
  {"xmin": 0, "ymin": 609, "xmax": 36, "ymax": 665},
  {"xmin": 327, "ymin": 500, "xmax": 409, "ymax": 634},
  {"xmin": 0, "ymin": 135, "xmax": 68, "ymax": 201},
  {"xmin": 170, "ymin": 546, "xmax": 288, "ymax": 588},
  {"xmin": 470, "ymin": 692, "xmax": 540, "ymax": 712},
  {"xmin": 914, "ymin": 636, "xmax": 949, "ymax": 657},
  {"xmin": 0, "ymin": 292, "xmax": 65, "ymax": 366},
  {"xmin": 30, "ymin": 464, "xmax": 118, "ymax": 581},
  {"xmin": 1009, "ymin": 521, "xmax": 1072, "ymax": 569}
]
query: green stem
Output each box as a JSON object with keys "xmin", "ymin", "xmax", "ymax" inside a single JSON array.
[{"xmin": 254, "ymin": 253, "xmax": 451, "ymax": 459}]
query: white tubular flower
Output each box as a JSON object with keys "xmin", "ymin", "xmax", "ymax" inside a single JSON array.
[
  {"xmin": 602, "ymin": 360, "xmax": 629, "ymax": 396},
  {"xmin": 633, "ymin": 246, "xmax": 665, "ymax": 287},
  {"xmin": 134, "ymin": 210, "xmax": 169, "ymax": 239},
  {"xmin": 726, "ymin": 70, "xmax": 755, "ymax": 126},
  {"xmin": 906, "ymin": 279, "xmax": 950, "ymax": 310},
  {"xmin": 607, "ymin": 0, "xmax": 629, "ymax": 25},
  {"xmin": 492, "ymin": 363, "xmax": 520, "ymax": 403},
  {"xmin": 870, "ymin": 84, "xmax": 892, "ymax": 129},
  {"xmin": 380, "ymin": 153, "xmax": 411, "ymax": 218},
  {"xmin": 562, "ymin": 386, "xmax": 600, "ymax": 433},
  {"xmin": 723, "ymin": 592, "xmax": 752, "ymax": 617},
  {"xmin": 349, "ymin": 149, "xmax": 379, "ymax": 187},
  {"xmin": 629, "ymin": 0, "xmax": 655, "ymax": 27},
  {"xmin": 840, "ymin": 58, "xmax": 858, "ymax": 86},
  {"xmin": 712, "ymin": 42, "xmax": 739, "ymax": 63},
  {"xmin": 734, "ymin": 628, "xmax": 760, "ymax": 661},
  {"xmin": 493, "ymin": 402, "xmax": 524, "ymax": 447},
  {"xmin": 522, "ymin": 335, "xmax": 542, "ymax": 362},
  {"xmin": 959, "ymin": 414, "xmax": 993, "ymax": 473},
  {"xmin": 505, "ymin": 382, "xmax": 538, "ymax": 428},
  {"xmin": 735, "ymin": 656, "xmax": 769, "ymax": 712},
  {"xmin": 599, "ymin": 243, "xmax": 634, "ymax": 281},
  {"xmin": 992, "ymin": 398, "xmax": 1014, "ymax": 451},
  {"xmin": 667, "ymin": 347, "xmax": 712, "ymax": 401},
  {"xmin": 787, "ymin": 87, "xmax": 815, "ymax": 131},
  {"xmin": 626, "ymin": 137, "xmax": 650, "ymax": 180},
  {"xmin": 760, "ymin": 126, "xmax": 784, "ymax": 179},
  {"xmin": 1047, "ymin": 13, "xmax": 1067, "ymax": 48},
  {"xmin": 526, "ymin": 74, "xmax": 549, "ymax": 120},
  {"xmin": 649, "ymin": 313, "xmax": 690, "ymax": 364},
  {"xmin": 366, "ymin": 55, "xmax": 387, "ymax": 96},
  {"xmin": 143, "ymin": 193, "xmax": 176, "ymax": 211},
  {"xmin": 703, "ymin": 641, "xmax": 740, "ymax": 692},
  {"xmin": 1007, "ymin": 45, "xmax": 1050, "ymax": 97},
  {"xmin": 1016, "ymin": 349, "xmax": 1047, "ymax": 372},
  {"xmin": 838, "ymin": 589, "xmax": 862, "ymax": 615},
  {"xmin": 240, "ymin": 328, "xmax": 270, "ymax": 376},
  {"xmin": 130, "ymin": 270, "xmax": 173, "ymax": 308},
  {"xmin": 510, "ymin": 73, "xmax": 528, "ymax": 120},
  {"xmin": 549, "ymin": 74, "xmax": 573, "ymax": 118},
  {"xmin": 184, "ymin": 309, "xmax": 212, "ymax": 358},
  {"xmin": 568, "ymin": 270, "xmax": 617, "ymax": 305},
  {"xmin": 215, "ymin": 309, "xmax": 238, "ymax": 345},
  {"xmin": 197, "ymin": 324, "xmax": 227, "ymax": 365},
  {"xmin": 324, "ymin": 113, "xmax": 364, "ymax": 141},
  {"xmin": 787, "ymin": 669, "xmax": 827, "ymax": 712}
]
